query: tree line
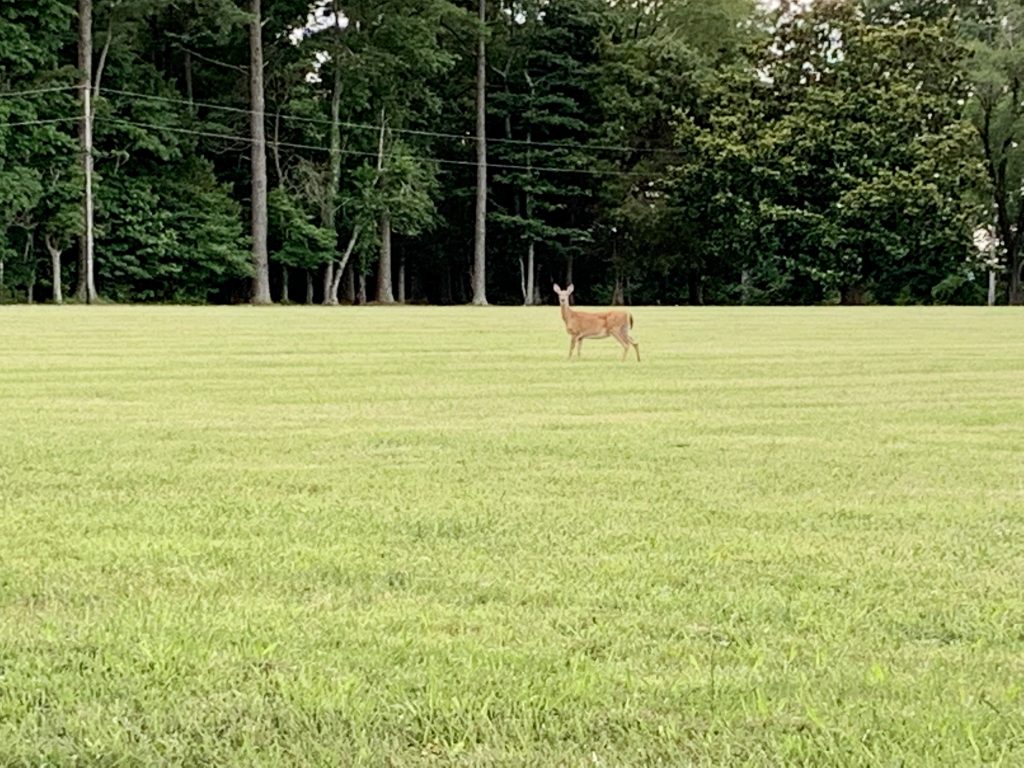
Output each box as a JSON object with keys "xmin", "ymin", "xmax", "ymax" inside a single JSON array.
[{"xmin": 1, "ymin": 0, "xmax": 1022, "ymax": 306}]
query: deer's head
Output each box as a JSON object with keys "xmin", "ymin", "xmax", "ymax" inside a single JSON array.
[{"xmin": 553, "ymin": 283, "xmax": 574, "ymax": 306}]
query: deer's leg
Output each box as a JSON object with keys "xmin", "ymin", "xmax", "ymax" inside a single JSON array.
[
  {"xmin": 576, "ymin": 337, "xmax": 583, "ymax": 358},
  {"xmin": 612, "ymin": 328, "xmax": 630, "ymax": 361},
  {"xmin": 623, "ymin": 327, "xmax": 641, "ymax": 362},
  {"xmin": 568, "ymin": 336, "xmax": 576, "ymax": 359}
]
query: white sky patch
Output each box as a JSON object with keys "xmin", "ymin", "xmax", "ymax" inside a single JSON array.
[
  {"xmin": 974, "ymin": 225, "xmax": 1003, "ymax": 270},
  {"xmin": 286, "ymin": 0, "xmax": 349, "ymax": 83},
  {"xmin": 761, "ymin": 0, "xmax": 814, "ymax": 13},
  {"xmin": 974, "ymin": 226, "xmax": 996, "ymax": 254},
  {"xmin": 757, "ymin": 0, "xmax": 841, "ymax": 84},
  {"xmin": 303, "ymin": 50, "xmax": 332, "ymax": 83},
  {"xmin": 500, "ymin": 4, "xmax": 540, "ymax": 25},
  {"xmin": 288, "ymin": 0, "xmax": 348, "ymax": 44}
]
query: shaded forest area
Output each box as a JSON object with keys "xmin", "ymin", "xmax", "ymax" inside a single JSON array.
[{"xmin": 1, "ymin": 0, "xmax": 1023, "ymax": 306}]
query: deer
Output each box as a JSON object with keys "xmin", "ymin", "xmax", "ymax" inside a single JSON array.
[{"xmin": 553, "ymin": 283, "xmax": 640, "ymax": 362}]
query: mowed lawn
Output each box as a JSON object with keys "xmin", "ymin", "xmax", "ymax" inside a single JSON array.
[{"xmin": 1, "ymin": 305, "xmax": 1023, "ymax": 766}]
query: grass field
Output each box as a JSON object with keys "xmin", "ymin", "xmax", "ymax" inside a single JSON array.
[{"xmin": 2, "ymin": 305, "xmax": 1023, "ymax": 766}]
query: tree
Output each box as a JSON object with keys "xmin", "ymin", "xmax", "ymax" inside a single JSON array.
[
  {"xmin": 0, "ymin": 0, "xmax": 1001, "ymax": 305},
  {"xmin": 268, "ymin": 183, "xmax": 335, "ymax": 300},
  {"xmin": 0, "ymin": 0, "xmax": 79, "ymax": 302},
  {"xmin": 595, "ymin": 0, "xmax": 757, "ymax": 304},
  {"xmin": 963, "ymin": 0, "xmax": 1024, "ymax": 303},
  {"xmin": 40, "ymin": 171, "xmax": 84, "ymax": 304},
  {"xmin": 471, "ymin": 0, "xmax": 488, "ymax": 304},
  {"xmin": 670, "ymin": 1, "xmax": 980, "ymax": 304},
  {"xmin": 249, "ymin": 0, "xmax": 272, "ymax": 303},
  {"xmin": 337, "ymin": 0, "xmax": 454, "ymax": 302},
  {"xmin": 77, "ymin": 0, "xmax": 99, "ymax": 303},
  {"xmin": 489, "ymin": 0, "xmax": 604, "ymax": 304},
  {"xmin": 322, "ymin": 1, "xmax": 346, "ymax": 305},
  {"xmin": 278, "ymin": 0, "xmax": 453, "ymax": 304}
]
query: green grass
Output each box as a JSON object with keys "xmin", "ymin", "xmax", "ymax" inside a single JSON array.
[{"xmin": 2, "ymin": 305, "xmax": 1023, "ymax": 766}]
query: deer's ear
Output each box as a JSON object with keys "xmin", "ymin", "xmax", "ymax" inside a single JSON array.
[
  {"xmin": 567, "ymin": 284, "xmax": 575, "ymax": 295},
  {"xmin": 553, "ymin": 283, "xmax": 561, "ymax": 293}
]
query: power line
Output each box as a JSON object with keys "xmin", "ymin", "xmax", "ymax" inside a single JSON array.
[
  {"xmin": 98, "ymin": 86, "xmax": 680, "ymax": 158},
  {"xmin": 96, "ymin": 115, "xmax": 654, "ymax": 179},
  {"xmin": 3, "ymin": 114, "xmax": 657, "ymax": 179},
  {"xmin": 101, "ymin": 115, "xmax": 375, "ymax": 156},
  {"xmin": 1, "ymin": 84, "xmax": 679, "ymax": 158},
  {"xmin": 0, "ymin": 85, "xmax": 80, "ymax": 99},
  {"xmin": 1, "ymin": 117, "xmax": 80, "ymax": 129}
]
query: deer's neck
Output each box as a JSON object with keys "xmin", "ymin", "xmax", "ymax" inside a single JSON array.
[{"xmin": 560, "ymin": 300, "xmax": 575, "ymax": 324}]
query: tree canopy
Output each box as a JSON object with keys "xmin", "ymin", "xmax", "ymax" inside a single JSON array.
[{"xmin": 0, "ymin": 0, "xmax": 1020, "ymax": 304}]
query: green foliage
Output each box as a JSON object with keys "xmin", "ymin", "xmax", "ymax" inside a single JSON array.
[
  {"xmin": 488, "ymin": 0, "xmax": 603, "ymax": 290},
  {"xmin": 0, "ymin": 0, "xmax": 1010, "ymax": 303},
  {"xmin": 592, "ymin": 0, "xmax": 758, "ymax": 304},
  {"xmin": 0, "ymin": 16, "xmax": 75, "ymax": 301},
  {"xmin": 379, "ymin": 148, "xmax": 440, "ymax": 237},
  {"xmin": 961, "ymin": 0, "xmax": 1024, "ymax": 302},
  {"xmin": 0, "ymin": 0, "xmax": 74, "ymax": 78},
  {"xmin": 931, "ymin": 270, "xmax": 988, "ymax": 304},
  {"xmin": 669, "ymin": 3, "xmax": 981, "ymax": 304},
  {"xmin": 0, "ymin": 167, "xmax": 42, "ymax": 252},
  {"xmin": 96, "ymin": 158, "xmax": 249, "ymax": 302},
  {"xmin": 268, "ymin": 186, "xmax": 335, "ymax": 271}
]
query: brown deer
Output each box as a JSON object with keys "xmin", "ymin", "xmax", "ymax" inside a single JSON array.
[{"xmin": 554, "ymin": 283, "xmax": 640, "ymax": 361}]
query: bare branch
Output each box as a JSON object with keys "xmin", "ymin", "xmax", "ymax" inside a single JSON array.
[
  {"xmin": 173, "ymin": 42, "xmax": 246, "ymax": 73},
  {"xmin": 92, "ymin": 17, "xmax": 113, "ymax": 109}
]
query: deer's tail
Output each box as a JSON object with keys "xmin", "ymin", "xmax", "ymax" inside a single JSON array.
[{"xmin": 629, "ymin": 313, "xmax": 634, "ymax": 329}]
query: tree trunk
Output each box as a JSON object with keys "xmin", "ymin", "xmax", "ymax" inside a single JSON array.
[
  {"xmin": 344, "ymin": 262, "xmax": 355, "ymax": 303},
  {"xmin": 1010, "ymin": 251, "xmax": 1023, "ymax": 305},
  {"xmin": 470, "ymin": 0, "xmax": 488, "ymax": 305},
  {"xmin": 19, "ymin": 236, "xmax": 33, "ymax": 304},
  {"xmin": 397, "ymin": 256, "xmax": 406, "ymax": 303},
  {"xmin": 270, "ymin": 110, "xmax": 283, "ymax": 185},
  {"xmin": 521, "ymin": 121, "xmax": 536, "ymax": 307},
  {"xmin": 323, "ymin": 262, "xmax": 334, "ymax": 305},
  {"xmin": 93, "ymin": 20, "xmax": 111, "ymax": 97},
  {"xmin": 979, "ymin": 103, "xmax": 1020, "ymax": 305},
  {"xmin": 524, "ymin": 241, "xmax": 536, "ymax": 305},
  {"xmin": 45, "ymin": 235, "xmax": 63, "ymax": 305},
  {"xmin": 330, "ymin": 226, "xmax": 361, "ymax": 301},
  {"xmin": 305, "ymin": 269, "xmax": 314, "ymax": 304},
  {"xmin": 565, "ymin": 253, "xmax": 573, "ymax": 287},
  {"xmin": 841, "ymin": 284, "xmax": 866, "ymax": 305},
  {"xmin": 688, "ymin": 268, "xmax": 703, "ymax": 305},
  {"xmin": 321, "ymin": 23, "xmax": 344, "ymax": 306},
  {"xmin": 357, "ymin": 272, "xmax": 367, "ymax": 305},
  {"xmin": 611, "ymin": 274, "xmax": 624, "ymax": 306},
  {"xmin": 280, "ymin": 265, "xmax": 289, "ymax": 303},
  {"xmin": 249, "ymin": 0, "xmax": 272, "ymax": 304},
  {"xmin": 184, "ymin": 49, "xmax": 194, "ymax": 115},
  {"xmin": 76, "ymin": 0, "xmax": 97, "ymax": 304},
  {"xmin": 376, "ymin": 213, "xmax": 394, "ymax": 303}
]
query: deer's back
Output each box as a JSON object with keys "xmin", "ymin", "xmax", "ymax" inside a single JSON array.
[{"xmin": 567, "ymin": 309, "xmax": 630, "ymax": 334}]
